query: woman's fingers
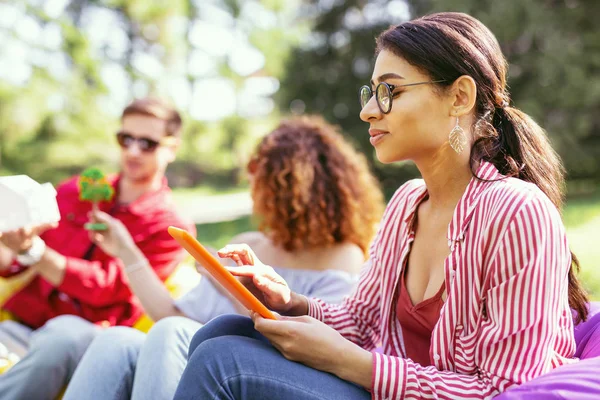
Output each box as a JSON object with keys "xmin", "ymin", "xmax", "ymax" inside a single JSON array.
[
  {"xmin": 253, "ymin": 314, "xmax": 296, "ymax": 336},
  {"xmin": 231, "ymin": 254, "xmax": 243, "ymax": 266},
  {"xmin": 225, "ymin": 266, "xmax": 257, "ymax": 277},
  {"xmin": 226, "ymin": 265, "xmax": 281, "ymax": 284},
  {"xmin": 217, "ymin": 244, "xmax": 257, "ymax": 265},
  {"xmin": 218, "ymin": 250, "xmax": 251, "ymax": 265}
]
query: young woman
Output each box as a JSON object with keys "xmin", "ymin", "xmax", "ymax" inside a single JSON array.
[
  {"xmin": 173, "ymin": 12, "xmax": 589, "ymax": 400},
  {"xmin": 62, "ymin": 115, "xmax": 384, "ymax": 400}
]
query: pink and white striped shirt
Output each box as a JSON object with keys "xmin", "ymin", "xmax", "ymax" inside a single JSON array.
[{"xmin": 308, "ymin": 161, "xmax": 576, "ymax": 400}]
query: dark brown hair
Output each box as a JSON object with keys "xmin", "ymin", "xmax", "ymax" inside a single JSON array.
[
  {"xmin": 122, "ymin": 98, "xmax": 183, "ymax": 137},
  {"xmin": 377, "ymin": 12, "xmax": 588, "ymax": 321},
  {"xmin": 249, "ymin": 115, "xmax": 384, "ymax": 254}
]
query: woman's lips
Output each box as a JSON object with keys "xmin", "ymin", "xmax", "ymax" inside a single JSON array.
[{"xmin": 369, "ymin": 129, "xmax": 389, "ymax": 146}]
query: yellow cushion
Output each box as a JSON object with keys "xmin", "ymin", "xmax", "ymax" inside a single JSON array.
[{"xmin": 0, "ymin": 269, "xmax": 37, "ymax": 311}]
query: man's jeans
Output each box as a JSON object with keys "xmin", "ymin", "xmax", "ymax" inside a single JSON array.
[
  {"xmin": 0, "ymin": 315, "xmax": 99, "ymax": 400},
  {"xmin": 64, "ymin": 316, "xmax": 201, "ymax": 400}
]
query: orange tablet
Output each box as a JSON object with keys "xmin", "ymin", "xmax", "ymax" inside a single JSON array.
[{"xmin": 167, "ymin": 226, "xmax": 277, "ymax": 320}]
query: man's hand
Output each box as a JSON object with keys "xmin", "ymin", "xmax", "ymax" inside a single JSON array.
[
  {"xmin": 0, "ymin": 223, "xmax": 57, "ymax": 254},
  {"xmin": 0, "ymin": 242, "xmax": 15, "ymax": 270}
]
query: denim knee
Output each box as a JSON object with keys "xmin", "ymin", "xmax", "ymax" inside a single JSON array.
[
  {"xmin": 40, "ymin": 315, "xmax": 96, "ymax": 338},
  {"xmin": 0, "ymin": 320, "xmax": 29, "ymax": 333},
  {"xmin": 186, "ymin": 335, "xmax": 245, "ymax": 378},
  {"xmin": 188, "ymin": 314, "xmax": 254, "ymax": 357},
  {"xmin": 148, "ymin": 316, "xmax": 195, "ymax": 342},
  {"xmin": 32, "ymin": 315, "xmax": 99, "ymax": 368},
  {"xmin": 92, "ymin": 327, "xmax": 146, "ymax": 359}
]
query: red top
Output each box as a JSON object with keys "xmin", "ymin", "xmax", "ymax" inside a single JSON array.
[
  {"xmin": 1, "ymin": 175, "xmax": 195, "ymax": 329},
  {"xmin": 396, "ymin": 268, "xmax": 445, "ymax": 366},
  {"xmin": 308, "ymin": 161, "xmax": 576, "ymax": 400}
]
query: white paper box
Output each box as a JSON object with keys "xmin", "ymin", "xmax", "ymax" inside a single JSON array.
[{"xmin": 0, "ymin": 175, "xmax": 61, "ymax": 233}]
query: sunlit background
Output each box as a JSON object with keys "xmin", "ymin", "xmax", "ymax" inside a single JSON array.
[{"xmin": 1, "ymin": 0, "xmax": 599, "ymax": 296}]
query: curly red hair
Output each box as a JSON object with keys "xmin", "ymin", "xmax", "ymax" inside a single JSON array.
[{"xmin": 249, "ymin": 115, "xmax": 384, "ymax": 254}]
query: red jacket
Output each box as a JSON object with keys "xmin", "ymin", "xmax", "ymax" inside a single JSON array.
[{"xmin": 0, "ymin": 175, "xmax": 195, "ymax": 329}]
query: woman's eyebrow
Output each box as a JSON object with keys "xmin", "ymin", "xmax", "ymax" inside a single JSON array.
[{"xmin": 370, "ymin": 72, "xmax": 405, "ymax": 86}]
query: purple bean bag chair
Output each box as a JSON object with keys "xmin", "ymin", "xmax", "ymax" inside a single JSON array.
[{"xmin": 497, "ymin": 303, "xmax": 600, "ymax": 399}]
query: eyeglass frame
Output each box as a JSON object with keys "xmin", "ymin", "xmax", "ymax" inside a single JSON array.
[
  {"xmin": 116, "ymin": 131, "xmax": 178, "ymax": 153},
  {"xmin": 359, "ymin": 80, "xmax": 447, "ymax": 114}
]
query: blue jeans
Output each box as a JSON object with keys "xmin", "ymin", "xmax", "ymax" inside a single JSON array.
[
  {"xmin": 64, "ymin": 316, "xmax": 201, "ymax": 400},
  {"xmin": 174, "ymin": 314, "xmax": 371, "ymax": 400},
  {"xmin": 0, "ymin": 315, "xmax": 99, "ymax": 400}
]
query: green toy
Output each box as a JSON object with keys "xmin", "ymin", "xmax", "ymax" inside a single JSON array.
[{"xmin": 78, "ymin": 168, "xmax": 115, "ymax": 231}]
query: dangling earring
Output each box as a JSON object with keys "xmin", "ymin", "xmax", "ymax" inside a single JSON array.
[{"xmin": 449, "ymin": 116, "xmax": 467, "ymax": 154}]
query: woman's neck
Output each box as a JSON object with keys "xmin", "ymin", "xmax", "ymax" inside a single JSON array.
[{"xmin": 415, "ymin": 152, "xmax": 475, "ymax": 212}]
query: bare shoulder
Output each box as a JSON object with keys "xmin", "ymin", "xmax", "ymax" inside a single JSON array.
[
  {"xmin": 228, "ymin": 231, "xmax": 267, "ymax": 248},
  {"xmin": 328, "ymin": 242, "xmax": 366, "ymax": 274}
]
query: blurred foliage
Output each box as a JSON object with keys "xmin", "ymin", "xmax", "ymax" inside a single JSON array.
[
  {"xmin": 0, "ymin": 0, "xmax": 303, "ymax": 187},
  {"xmin": 278, "ymin": 0, "xmax": 600, "ymax": 197},
  {"xmin": 0, "ymin": 0, "xmax": 599, "ymax": 199}
]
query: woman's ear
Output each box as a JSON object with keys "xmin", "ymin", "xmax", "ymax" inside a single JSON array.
[{"xmin": 449, "ymin": 75, "xmax": 477, "ymax": 117}]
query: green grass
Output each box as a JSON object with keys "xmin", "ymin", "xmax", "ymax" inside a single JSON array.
[
  {"xmin": 194, "ymin": 190, "xmax": 600, "ymax": 299},
  {"xmin": 564, "ymin": 190, "xmax": 600, "ymax": 299},
  {"xmin": 563, "ymin": 189, "xmax": 600, "ymax": 228}
]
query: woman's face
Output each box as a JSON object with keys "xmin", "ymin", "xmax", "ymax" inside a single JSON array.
[{"xmin": 359, "ymin": 50, "xmax": 454, "ymax": 164}]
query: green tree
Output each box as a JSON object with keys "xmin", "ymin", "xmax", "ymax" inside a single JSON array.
[
  {"xmin": 0, "ymin": 0, "xmax": 303, "ymax": 187},
  {"xmin": 278, "ymin": 0, "xmax": 600, "ymax": 196}
]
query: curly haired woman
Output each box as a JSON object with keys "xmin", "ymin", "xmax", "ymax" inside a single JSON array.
[{"xmin": 62, "ymin": 115, "xmax": 385, "ymax": 400}]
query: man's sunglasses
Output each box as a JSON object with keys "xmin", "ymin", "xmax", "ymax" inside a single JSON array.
[{"xmin": 116, "ymin": 131, "xmax": 177, "ymax": 153}]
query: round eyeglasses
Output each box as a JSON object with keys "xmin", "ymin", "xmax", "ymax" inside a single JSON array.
[{"xmin": 359, "ymin": 80, "xmax": 446, "ymax": 114}]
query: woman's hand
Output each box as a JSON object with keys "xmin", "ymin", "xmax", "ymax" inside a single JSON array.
[
  {"xmin": 250, "ymin": 312, "xmax": 373, "ymax": 388},
  {"xmin": 88, "ymin": 210, "xmax": 136, "ymax": 259},
  {"xmin": 218, "ymin": 244, "xmax": 293, "ymax": 313}
]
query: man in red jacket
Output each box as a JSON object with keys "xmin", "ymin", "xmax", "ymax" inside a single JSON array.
[{"xmin": 0, "ymin": 98, "xmax": 195, "ymax": 399}]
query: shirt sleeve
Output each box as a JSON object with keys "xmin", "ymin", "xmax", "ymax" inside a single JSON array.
[
  {"xmin": 370, "ymin": 195, "xmax": 574, "ymax": 400},
  {"xmin": 308, "ymin": 243, "xmax": 384, "ymax": 352},
  {"xmin": 57, "ymin": 227, "xmax": 187, "ymax": 307},
  {"xmin": 0, "ymin": 261, "xmax": 26, "ymax": 278},
  {"xmin": 307, "ymin": 182, "xmax": 415, "ymax": 351}
]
